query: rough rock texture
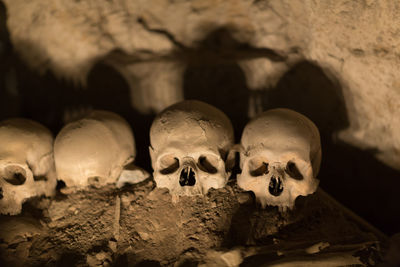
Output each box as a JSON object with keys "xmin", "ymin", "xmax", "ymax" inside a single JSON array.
[
  {"xmin": 303, "ymin": 1, "xmax": 400, "ymax": 171},
  {"xmin": 0, "ymin": 180, "xmax": 383, "ymax": 266},
  {"xmin": 2, "ymin": 0, "xmax": 400, "ymax": 233}
]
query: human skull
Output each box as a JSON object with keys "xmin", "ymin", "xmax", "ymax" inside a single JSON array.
[
  {"xmin": 149, "ymin": 100, "xmax": 234, "ymax": 196},
  {"xmin": 0, "ymin": 118, "xmax": 57, "ymax": 215},
  {"xmin": 54, "ymin": 110, "xmax": 136, "ymax": 188},
  {"xmin": 238, "ymin": 108, "xmax": 321, "ymax": 209}
]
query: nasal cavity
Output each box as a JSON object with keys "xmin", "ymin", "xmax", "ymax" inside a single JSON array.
[
  {"xmin": 179, "ymin": 167, "xmax": 196, "ymax": 186},
  {"xmin": 269, "ymin": 176, "xmax": 283, "ymax": 196}
]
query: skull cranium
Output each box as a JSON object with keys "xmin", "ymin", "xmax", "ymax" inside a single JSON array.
[
  {"xmin": 0, "ymin": 118, "xmax": 57, "ymax": 215},
  {"xmin": 54, "ymin": 110, "xmax": 136, "ymax": 189},
  {"xmin": 238, "ymin": 108, "xmax": 321, "ymax": 209},
  {"xmin": 149, "ymin": 100, "xmax": 234, "ymax": 196}
]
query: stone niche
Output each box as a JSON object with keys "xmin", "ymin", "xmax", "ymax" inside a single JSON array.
[{"xmin": 0, "ymin": 0, "xmax": 399, "ymax": 265}]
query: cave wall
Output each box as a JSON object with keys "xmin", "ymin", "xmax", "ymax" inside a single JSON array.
[{"xmin": 1, "ymin": 0, "xmax": 400, "ymax": 233}]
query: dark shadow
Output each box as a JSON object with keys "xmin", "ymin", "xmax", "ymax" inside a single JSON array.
[
  {"xmin": 4, "ymin": 35, "xmax": 78, "ymax": 131},
  {"xmin": 134, "ymin": 260, "xmax": 162, "ymax": 267},
  {"xmin": 262, "ymin": 61, "xmax": 400, "ymax": 235},
  {"xmin": 223, "ymin": 196, "xmax": 290, "ymax": 249},
  {"xmin": 0, "ymin": 0, "xmax": 10, "ymax": 68},
  {"xmin": 240, "ymin": 253, "xmax": 282, "ymax": 267},
  {"xmin": 112, "ymin": 253, "xmax": 162, "ymax": 267},
  {"xmin": 183, "ymin": 28, "xmax": 250, "ymax": 139},
  {"xmin": 55, "ymin": 251, "xmax": 85, "ymax": 267},
  {"xmin": 15, "ymin": 59, "xmax": 74, "ymax": 131},
  {"xmin": 86, "ymin": 62, "xmax": 154, "ymax": 169},
  {"xmin": 0, "ymin": 1, "xmax": 7, "ymax": 50},
  {"xmin": 222, "ymin": 196, "xmax": 258, "ymax": 247},
  {"xmin": 0, "ymin": 0, "xmax": 20, "ymax": 121},
  {"xmin": 85, "ymin": 63, "xmax": 133, "ymax": 115},
  {"xmin": 112, "ymin": 253, "xmax": 129, "ymax": 267},
  {"xmin": 264, "ymin": 61, "xmax": 349, "ymax": 137}
]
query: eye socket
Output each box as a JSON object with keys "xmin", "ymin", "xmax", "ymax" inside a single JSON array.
[
  {"xmin": 248, "ymin": 157, "xmax": 269, "ymax": 177},
  {"xmin": 2, "ymin": 165, "xmax": 27, "ymax": 185},
  {"xmin": 159, "ymin": 155, "xmax": 180, "ymax": 175},
  {"xmin": 249, "ymin": 162, "xmax": 269, "ymax": 177},
  {"xmin": 285, "ymin": 161, "xmax": 303, "ymax": 180},
  {"xmin": 197, "ymin": 155, "xmax": 218, "ymax": 174}
]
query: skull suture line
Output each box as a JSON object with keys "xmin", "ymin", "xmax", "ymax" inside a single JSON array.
[
  {"xmin": 149, "ymin": 100, "xmax": 235, "ymax": 196},
  {"xmin": 238, "ymin": 108, "xmax": 321, "ymax": 209},
  {"xmin": 54, "ymin": 110, "xmax": 136, "ymax": 189},
  {"xmin": 0, "ymin": 119, "xmax": 57, "ymax": 215}
]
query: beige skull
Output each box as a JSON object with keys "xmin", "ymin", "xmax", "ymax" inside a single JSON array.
[
  {"xmin": 0, "ymin": 119, "xmax": 57, "ymax": 215},
  {"xmin": 238, "ymin": 108, "xmax": 321, "ymax": 209},
  {"xmin": 149, "ymin": 100, "xmax": 234, "ymax": 196},
  {"xmin": 54, "ymin": 110, "xmax": 136, "ymax": 188}
]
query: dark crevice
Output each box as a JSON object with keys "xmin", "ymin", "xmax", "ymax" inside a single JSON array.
[
  {"xmin": 160, "ymin": 158, "xmax": 180, "ymax": 175},
  {"xmin": 33, "ymin": 175, "xmax": 48, "ymax": 181},
  {"xmin": 3, "ymin": 168, "xmax": 26, "ymax": 185},
  {"xmin": 285, "ymin": 162, "xmax": 303, "ymax": 180},
  {"xmin": 268, "ymin": 176, "xmax": 283, "ymax": 196},
  {"xmin": 179, "ymin": 167, "xmax": 196, "ymax": 186},
  {"xmin": 136, "ymin": 17, "xmax": 186, "ymax": 50},
  {"xmin": 56, "ymin": 180, "xmax": 66, "ymax": 190},
  {"xmin": 197, "ymin": 156, "xmax": 218, "ymax": 174},
  {"xmin": 250, "ymin": 162, "xmax": 269, "ymax": 177}
]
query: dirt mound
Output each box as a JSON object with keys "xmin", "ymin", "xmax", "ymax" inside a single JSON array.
[{"xmin": 0, "ymin": 179, "xmax": 382, "ymax": 266}]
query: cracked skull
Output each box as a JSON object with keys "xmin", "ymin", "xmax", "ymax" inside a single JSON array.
[
  {"xmin": 149, "ymin": 100, "xmax": 234, "ymax": 196},
  {"xmin": 238, "ymin": 108, "xmax": 321, "ymax": 209},
  {"xmin": 0, "ymin": 118, "xmax": 57, "ymax": 215},
  {"xmin": 54, "ymin": 110, "xmax": 136, "ymax": 188}
]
